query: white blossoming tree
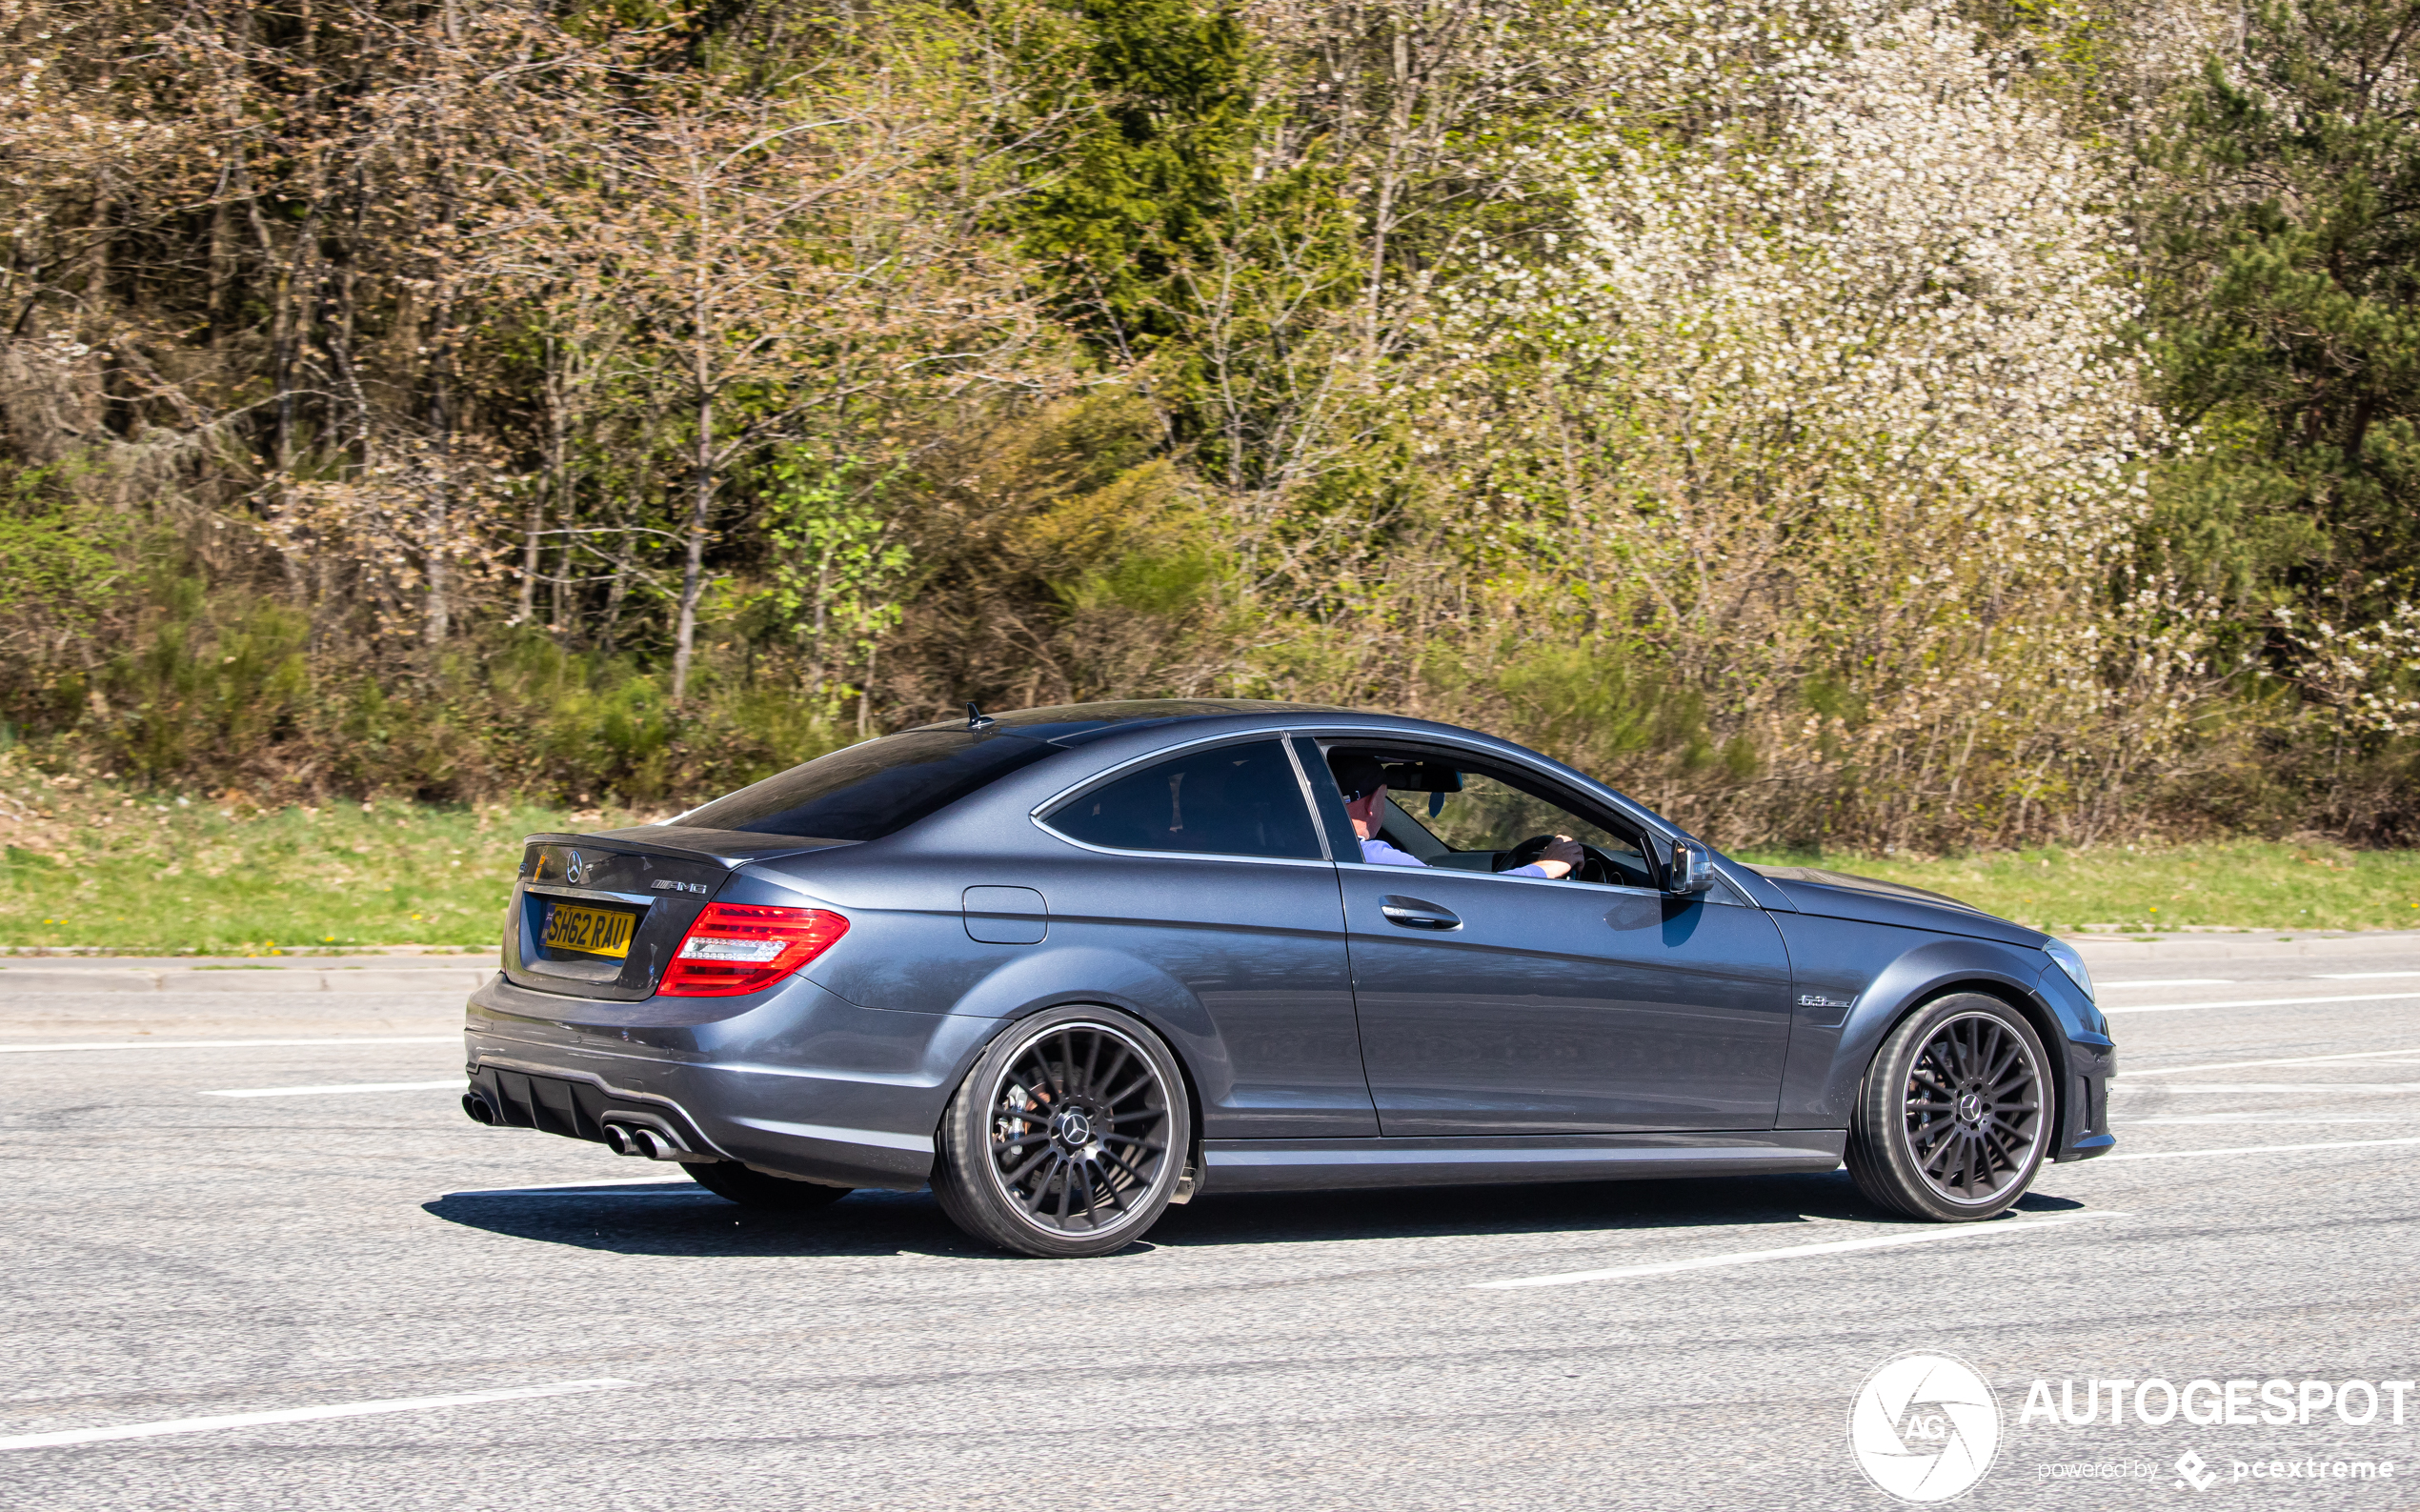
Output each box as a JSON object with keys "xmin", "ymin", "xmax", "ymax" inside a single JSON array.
[{"xmin": 1432, "ymin": 0, "xmax": 2210, "ymax": 843}]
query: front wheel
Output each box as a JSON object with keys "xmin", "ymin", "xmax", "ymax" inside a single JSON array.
[
  {"xmin": 1845, "ymin": 993, "xmax": 2052, "ymax": 1221},
  {"xmin": 933, "ymin": 1006, "xmax": 1192, "ymax": 1258}
]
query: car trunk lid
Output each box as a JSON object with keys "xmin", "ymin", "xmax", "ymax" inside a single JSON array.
[{"xmin": 503, "ymin": 827, "xmax": 854, "ymax": 1000}]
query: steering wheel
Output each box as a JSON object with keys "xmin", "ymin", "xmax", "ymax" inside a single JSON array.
[{"xmin": 1495, "ymin": 835, "xmax": 1614, "ymax": 882}]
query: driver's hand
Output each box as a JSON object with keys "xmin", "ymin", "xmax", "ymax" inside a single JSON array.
[{"xmin": 1535, "ymin": 835, "xmax": 1583, "ymax": 879}]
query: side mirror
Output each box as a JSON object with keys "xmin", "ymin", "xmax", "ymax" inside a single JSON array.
[{"xmin": 1666, "ymin": 838, "xmax": 1714, "ymax": 896}]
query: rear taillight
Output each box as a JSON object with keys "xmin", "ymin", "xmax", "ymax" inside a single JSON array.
[{"xmin": 657, "ymin": 903, "xmax": 849, "ymax": 998}]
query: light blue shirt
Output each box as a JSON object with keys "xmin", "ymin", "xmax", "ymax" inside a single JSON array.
[{"xmin": 1360, "ymin": 836, "xmax": 1549, "ymax": 878}]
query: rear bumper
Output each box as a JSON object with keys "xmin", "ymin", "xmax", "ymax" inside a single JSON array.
[
  {"xmin": 463, "ymin": 970, "xmax": 989, "ymax": 1189},
  {"xmin": 466, "ymin": 1062, "xmax": 720, "ymax": 1161}
]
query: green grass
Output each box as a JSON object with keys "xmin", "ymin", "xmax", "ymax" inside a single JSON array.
[
  {"xmin": 1733, "ymin": 840, "xmax": 2420, "ymax": 936},
  {"xmin": 0, "ymin": 780, "xmax": 645, "ymax": 954},
  {"xmin": 6, "ymin": 762, "xmax": 2419, "ymax": 952}
]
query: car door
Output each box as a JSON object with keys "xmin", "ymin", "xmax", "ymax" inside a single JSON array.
[
  {"xmin": 1033, "ymin": 735, "xmax": 1376, "ymax": 1139},
  {"xmin": 1296, "ymin": 736, "xmax": 1794, "ymax": 1136}
]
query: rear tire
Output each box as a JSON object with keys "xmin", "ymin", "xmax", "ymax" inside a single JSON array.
[
  {"xmin": 933, "ymin": 1005, "xmax": 1191, "ymax": 1258},
  {"xmin": 1846, "ymin": 993, "xmax": 2052, "ymax": 1221},
  {"xmin": 687, "ymin": 1161, "xmax": 852, "ymax": 1210}
]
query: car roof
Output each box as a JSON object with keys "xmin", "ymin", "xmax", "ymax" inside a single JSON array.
[
  {"xmin": 904, "ymin": 699, "xmax": 1603, "ymax": 774},
  {"xmin": 895, "ymin": 697, "xmax": 1676, "ymax": 822},
  {"xmin": 902, "ymin": 698, "xmax": 1353, "ymax": 745}
]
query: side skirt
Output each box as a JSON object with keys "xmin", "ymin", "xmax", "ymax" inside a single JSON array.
[{"xmin": 1199, "ymin": 1130, "xmax": 1847, "ymax": 1194}]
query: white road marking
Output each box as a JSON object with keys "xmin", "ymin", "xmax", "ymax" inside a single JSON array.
[
  {"xmin": 2141, "ymin": 1082, "xmax": 2420, "ymax": 1094},
  {"xmin": 0, "ymin": 1378, "xmax": 633, "ymax": 1453},
  {"xmin": 2128, "ymin": 1046, "xmax": 2420, "ymax": 1078},
  {"xmin": 2314, "ymin": 971, "xmax": 2420, "ymax": 980},
  {"xmin": 2099, "ymin": 978, "xmax": 2236, "ymax": 988},
  {"xmin": 2107, "ymin": 1136, "xmax": 2420, "ymax": 1161},
  {"xmin": 0, "ymin": 1037, "xmax": 456, "ymax": 1055},
  {"xmin": 2101, "ymin": 990, "xmax": 2420, "ymax": 1016},
  {"xmin": 2109, "ymin": 1107, "xmax": 2410, "ymax": 1122},
  {"xmin": 202, "ymin": 1080, "xmax": 459, "ymax": 1098},
  {"xmin": 440, "ymin": 1179, "xmax": 705, "ymax": 1199},
  {"xmin": 1473, "ymin": 1214, "xmax": 2124, "ymax": 1290},
  {"xmin": 448, "ymin": 1189, "xmax": 716, "ymax": 1201}
]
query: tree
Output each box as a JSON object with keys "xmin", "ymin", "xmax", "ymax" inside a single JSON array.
[
  {"xmin": 525, "ymin": 15, "xmax": 1056, "ymax": 706},
  {"xmin": 2152, "ymin": 0, "xmax": 2420, "ymax": 614},
  {"xmin": 2131, "ymin": 0, "xmax": 2420, "ymax": 829},
  {"xmin": 1433, "ymin": 0, "xmax": 2195, "ymax": 843}
]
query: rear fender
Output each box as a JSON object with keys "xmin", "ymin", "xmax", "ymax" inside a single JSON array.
[
  {"xmin": 725, "ymin": 863, "xmax": 1229, "ymax": 1157},
  {"xmin": 925, "ymin": 945, "xmax": 1234, "ymax": 1131}
]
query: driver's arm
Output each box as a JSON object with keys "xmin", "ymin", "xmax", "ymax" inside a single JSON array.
[
  {"xmin": 1357, "ymin": 835, "xmax": 1430, "ymax": 869},
  {"xmin": 1518, "ymin": 836, "xmax": 1584, "ymax": 880}
]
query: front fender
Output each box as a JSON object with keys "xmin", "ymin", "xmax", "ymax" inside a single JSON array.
[{"xmin": 1776, "ymin": 920, "xmax": 2072, "ymax": 1130}]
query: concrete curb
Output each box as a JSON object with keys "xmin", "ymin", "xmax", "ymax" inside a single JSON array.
[
  {"xmin": 2062, "ymin": 929, "xmax": 2420, "ymax": 961},
  {"xmin": 0, "ymin": 958, "xmax": 498, "ymax": 993},
  {"xmin": 0, "ymin": 944, "xmax": 492, "ymax": 958}
]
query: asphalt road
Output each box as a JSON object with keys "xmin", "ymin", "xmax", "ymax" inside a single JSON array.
[{"xmin": 3, "ymin": 934, "xmax": 2417, "ymax": 1510}]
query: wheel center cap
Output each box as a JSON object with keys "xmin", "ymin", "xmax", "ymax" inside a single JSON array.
[
  {"xmin": 1056, "ymin": 1110, "xmax": 1094, "ymax": 1146},
  {"xmin": 1955, "ymin": 1090, "xmax": 1985, "ymax": 1123}
]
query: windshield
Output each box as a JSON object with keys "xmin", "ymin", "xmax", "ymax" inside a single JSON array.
[{"xmin": 676, "ymin": 730, "xmax": 1059, "ymax": 841}]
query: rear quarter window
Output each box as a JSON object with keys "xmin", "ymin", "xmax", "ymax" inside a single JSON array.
[
  {"xmin": 1044, "ymin": 739, "xmax": 1321, "ymax": 860},
  {"xmin": 677, "ymin": 730, "xmax": 1059, "ymax": 841}
]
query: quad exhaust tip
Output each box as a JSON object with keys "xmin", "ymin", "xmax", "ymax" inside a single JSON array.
[
  {"xmin": 602, "ymin": 1119, "xmax": 691, "ymax": 1159},
  {"xmin": 464, "ymin": 1088, "xmax": 690, "ymax": 1159}
]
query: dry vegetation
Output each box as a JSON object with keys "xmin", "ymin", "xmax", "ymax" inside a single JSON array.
[
  {"xmin": 4, "ymin": 748, "xmax": 2413, "ymax": 953},
  {"xmin": 0, "ymin": 754, "xmax": 649, "ymax": 952},
  {"xmin": 1, "ymin": 0, "xmax": 2415, "ymax": 855}
]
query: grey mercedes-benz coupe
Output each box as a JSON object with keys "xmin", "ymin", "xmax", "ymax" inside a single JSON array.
[{"xmin": 460, "ymin": 699, "xmax": 2114, "ymax": 1257}]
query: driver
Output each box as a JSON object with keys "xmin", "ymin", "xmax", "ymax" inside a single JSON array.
[{"xmin": 1328, "ymin": 753, "xmax": 1583, "ymax": 879}]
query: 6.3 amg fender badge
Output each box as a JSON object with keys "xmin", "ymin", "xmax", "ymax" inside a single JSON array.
[{"xmin": 1798, "ymin": 993, "xmax": 1856, "ymax": 1009}]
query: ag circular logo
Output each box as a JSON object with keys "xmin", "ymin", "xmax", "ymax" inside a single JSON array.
[{"xmin": 1848, "ymin": 1353, "xmax": 2001, "ymax": 1502}]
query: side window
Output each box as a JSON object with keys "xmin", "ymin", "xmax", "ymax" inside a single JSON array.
[
  {"xmin": 1413, "ymin": 770, "xmax": 1652, "ymax": 886},
  {"xmin": 1046, "ymin": 739, "xmax": 1323, "ymax": 860},
  {"xmin": 1318, "ymin": 743, "xmax": 1657, "ymax": 888},
  {"xmin": 1418, "ymin": 772, "xmax": 1628, "ymax": 857}
]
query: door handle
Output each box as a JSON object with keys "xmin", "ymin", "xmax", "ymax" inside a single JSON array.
[{"xmin": 1380, "ymin": 896, "xmax": 1461, "ymax": 931}]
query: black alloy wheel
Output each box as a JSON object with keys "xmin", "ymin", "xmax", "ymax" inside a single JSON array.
[
  {"xmin": 1846, "ymin": 993, "xmax": 2051, "ymax": 1221},
  {"xmin": 687, "ymin": 1160, "xmax": 853, "ymax": 1210},
  {"xmin": 934, "ymin": 1006, "xmax": 1191, "ymax": 1258}
]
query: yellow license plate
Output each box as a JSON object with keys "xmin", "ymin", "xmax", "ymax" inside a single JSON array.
[{"xmin": 541, "ymin": 901, "xmax": 636, "ymax": 959}]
